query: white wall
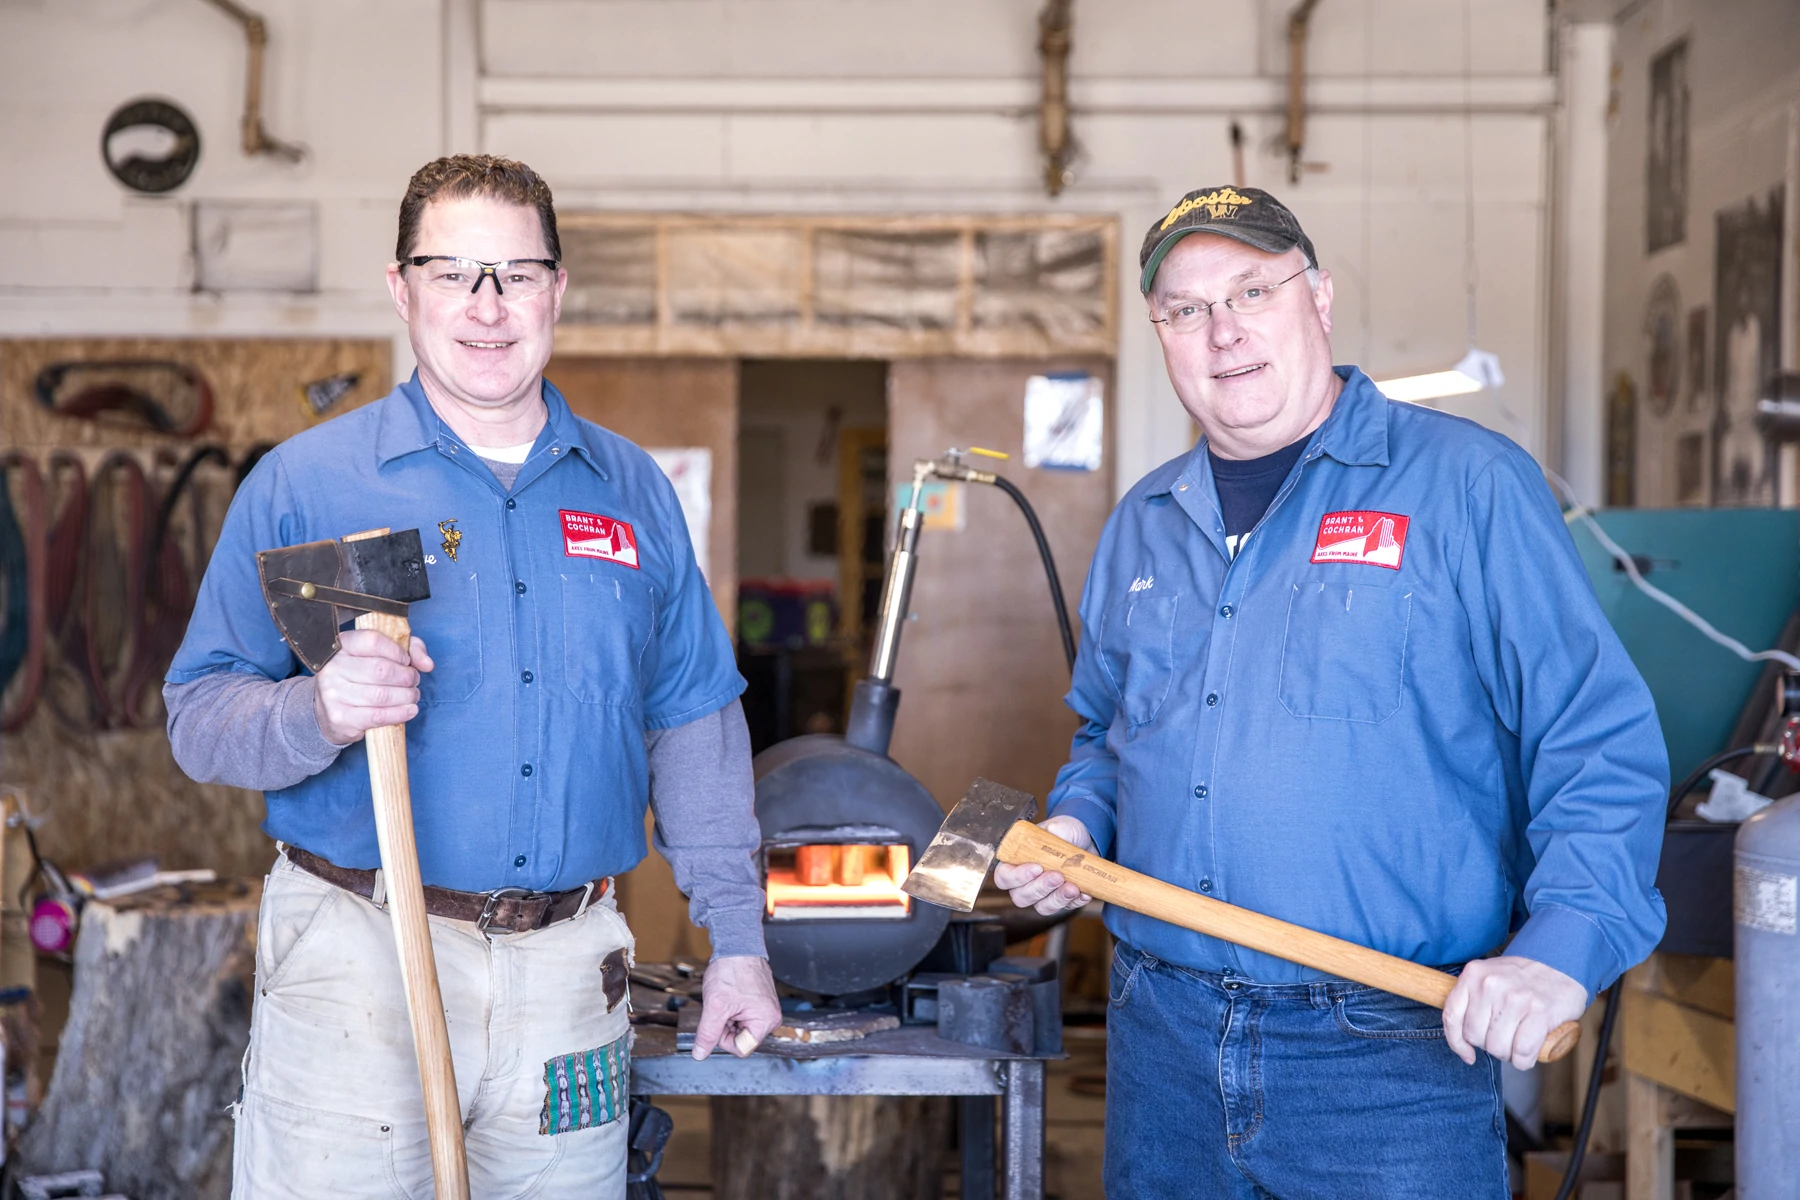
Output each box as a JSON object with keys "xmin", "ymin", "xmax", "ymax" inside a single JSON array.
[
  {"xmin": 1601, "ymin": 0, "xmax": 1800, "ymax": 507},
  {"xmin": 2, "ymin": 0, "xmax": 1560, "ymax": 494}
]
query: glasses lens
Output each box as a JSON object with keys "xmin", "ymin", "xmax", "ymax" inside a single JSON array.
[
  {"xmin": 1230, "ymin": 282, "xmax": 1284, "ymax": 315},
  {"xmin": 1162, "ymin": 303, "xmax": 1210, "ymax": 334},
  {"xmin": 417, "ymin": 259, "xmax": 556, "ymax": 297}
]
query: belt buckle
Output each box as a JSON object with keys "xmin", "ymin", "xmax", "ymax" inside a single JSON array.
[{"xmin": 476, "ymin": 886, "xmax": 533, "ymax": 934}]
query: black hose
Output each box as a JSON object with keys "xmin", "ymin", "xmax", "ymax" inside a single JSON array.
[
  {"xmin": 1666, "ymin": 744, "xmax": 1765, "ymax": 821},
  {"xmin": 1552, "ymin": 980, "xmax": 1623, "ymax": 1200},
  {"xmin": 991, "ymin": 475, "xmax": 1076, "ymax": 673}
]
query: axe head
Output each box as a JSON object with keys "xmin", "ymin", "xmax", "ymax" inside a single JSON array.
[
  {"xmin": 257, "ymin": 529, "xmax": 430, "ymax": 673},
  {"xmin": 900, "ymin": 778, "xmax": 1036, "ymax": 912}
]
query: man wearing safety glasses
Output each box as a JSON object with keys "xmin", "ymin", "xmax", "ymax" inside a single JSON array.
[
  {"xmin": 166, "ymin": 155, "xmax": 780, "ymax": 1196},
  {"xmin": 996, "ymin": 185, "xmax": 1668, "ymax": 1197}
]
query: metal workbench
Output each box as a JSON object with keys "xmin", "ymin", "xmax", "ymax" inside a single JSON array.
[{"xmin": 629, "ymin": 1010, "xmax": 1049, "ymax": 1200}]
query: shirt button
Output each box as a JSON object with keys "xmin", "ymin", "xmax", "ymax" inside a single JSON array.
[
  {"xmin": 1199, "ymin": 877, "xmax": 1213, "ymax": 893},
  {"xmin": 1206, "ymin": 692, "xmax": 1219, "ymax": 706},
  {"xmin": 521, "ymin": 670, "xmax": 534, "ymax": 684},
  {"xmin": 520, "ymin": 763, "xmax": 533, "ymax": 777},
  {"xmin": 506, "ymin": 498, "xmax": 517, "ymax": 510},
  {"xmin": 515, "ymin": 580, "xmax": 527, "ymax": 595},
  {"xmin": 514, "ymin": 855, "xmax": 527, "ymax": 868},
  {"xmin": 1193, "ymin": 784, "xmax": 1208, "ymax": 799},
  {"xmin": 1219, "ymin": 605, "xmax": 1234, "ymax": 618}
]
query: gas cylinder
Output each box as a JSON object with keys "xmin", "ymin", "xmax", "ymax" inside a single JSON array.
[{"xmin": 1735, "ymin": 789, "xmax": 1800, "ymax": 1195}]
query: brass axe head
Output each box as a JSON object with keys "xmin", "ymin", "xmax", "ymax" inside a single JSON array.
[
  {"xmin": 900, "ymin": 777, "xmax": 1036, "ymax": 912},
  {"xmin": 256, "ymin": 529, "xmax": 431, "ymax": 672}
]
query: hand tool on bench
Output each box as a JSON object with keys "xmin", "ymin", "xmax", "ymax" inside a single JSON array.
[
  {"xmin": 257, "ymin": 527, "xmax": 470, "ymax": 1199},
  {"xmin": 903, "ymin": 778, "xmax": 1581, "ymax": 1063}
]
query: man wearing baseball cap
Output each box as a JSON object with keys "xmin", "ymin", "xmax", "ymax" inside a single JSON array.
[{"xmin": 996, "ymin": 186, "xmax": 1668, "ymax": 1195}]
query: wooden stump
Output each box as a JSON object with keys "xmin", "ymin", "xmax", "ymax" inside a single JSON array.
[
  {"xmin": 18, "ymin": 879, "xmax": 258, "ymax": 1200},
  {"xmin": 710, "ymin": 1095, "xmax": 950, "ymax": 1200}
]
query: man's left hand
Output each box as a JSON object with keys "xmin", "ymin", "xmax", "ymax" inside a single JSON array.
[
  {"xmin": 1442, "ymin": 955, "xmax": 1588, "ymax": 1070},
  {"xmin": 693, "ymin": 955, "xmax": 783, "ymax": 1061}
]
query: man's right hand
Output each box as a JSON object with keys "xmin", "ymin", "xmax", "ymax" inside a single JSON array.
[
  {"xmin": 312, "ymin": 630, "xmax": 435, "ymax": 745},
  {"xmin": 992, "ymin": 815, "xmax": 1098, "ymax": 916}
]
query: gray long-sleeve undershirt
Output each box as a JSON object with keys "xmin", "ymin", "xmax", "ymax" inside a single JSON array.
[{"xmin": 163, "ymin": 674, "xmax": 767, "ymax": 959}]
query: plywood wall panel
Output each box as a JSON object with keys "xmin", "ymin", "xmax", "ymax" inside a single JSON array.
[{"xmin": 885, "ymin": 357, "xmax": 1114, "ymax": 811}]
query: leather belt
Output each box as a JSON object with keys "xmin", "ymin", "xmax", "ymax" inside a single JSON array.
[{"xmin": 285, "ymin": 846, "xmax": 611, "ymax": 935}]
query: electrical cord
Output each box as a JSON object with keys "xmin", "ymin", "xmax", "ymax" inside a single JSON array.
[
  {"xmin": 1666, "ymin": 744, "xmax": 1777, "ymax": 821},
  {"xmin": 990, "ymin": 475, "xmax": 1076, "ymax": 673}
]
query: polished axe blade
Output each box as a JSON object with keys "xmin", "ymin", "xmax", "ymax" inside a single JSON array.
[
  {"xmin": 256, "ymin": 529, "xmax": 430, "ymax": 673},
  {"xmin": 900, "ymin": 777, "xmax": 1036, "ymax": 912}
]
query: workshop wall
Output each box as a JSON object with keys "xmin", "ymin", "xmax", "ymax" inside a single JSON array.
[
  {"xmin": 0, "ymin": 336, "xmax": 390, "ymax": 879},
  {"xmin": 1601, "ymin": 0, "xmax": 1800, "ymax": 507},
  {"xmin": 2, "ymin": 0, "xmax": 1561, "ymax": 486}
]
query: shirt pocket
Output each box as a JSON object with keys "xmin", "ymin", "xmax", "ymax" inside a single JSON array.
[
  {"xmin": 416, "ymin": 570, "xmax": 483, "ymax": 704},
  {"xmin": 1277, "ymin": 576, "xmax": 1411, "ymax": 723},
  {"xmin": 1097, "ymin": 592, "xmax": 1179, "ymax": 730},
  {"xmin": 561, "ymin": 573, "xmax": 656, "ymax": 707}
]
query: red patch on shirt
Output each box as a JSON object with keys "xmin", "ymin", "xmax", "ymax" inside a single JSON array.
[
  {"xmin": 1309, "ymin": 510, "xmax": 1410, "ymax": 570},
  {"xmin": 561, "ymin": 510, "xmax": 640, "ymax": 568}
]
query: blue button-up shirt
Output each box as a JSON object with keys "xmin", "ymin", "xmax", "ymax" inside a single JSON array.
[
  {"xmin": 1048, "ymin": 368, "xmax": 1667, "ymax": 999},
  {"xmin": 167, "ymin": 375, "xmax": 744, "ymax": 893}
]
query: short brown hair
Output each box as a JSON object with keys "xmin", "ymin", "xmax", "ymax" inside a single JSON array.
[{"xmin": 394, "ymin": 154, "xmax": 561, "ymax": 262}]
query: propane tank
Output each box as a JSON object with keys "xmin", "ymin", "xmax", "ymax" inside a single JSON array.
[{"xmin": 1735, "ymin": 773, "xmax": 1800, "ymax": 1192}]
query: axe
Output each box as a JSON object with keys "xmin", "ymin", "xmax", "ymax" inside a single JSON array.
[
  {"xmin": 257, "ymin": 528, "xmax": 470, "ymax": 1199},
  {"xmin": 903, "ymin": 779, "xmax": 1580, "ymax": 1063}
]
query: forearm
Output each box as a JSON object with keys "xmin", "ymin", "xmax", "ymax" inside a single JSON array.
[
  {"xmin": 164, "ymin": 671, "xmax": 343, "ymax": 792},
  {"xmin": 645, "ymin": 698, "xmax": 767, "ymax": 959}
]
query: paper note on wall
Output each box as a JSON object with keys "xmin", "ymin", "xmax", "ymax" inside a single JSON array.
[
  {"xmin": 648, "ymin": 447, "xmax": 713, "ymax": 580},
  {"xmin": 1023, "ymin": 372, "xmax": 1104, "ymax": 471},
  {"xmin": 893, "ymin": 480, "xmax": 965, "ymax": 531}
]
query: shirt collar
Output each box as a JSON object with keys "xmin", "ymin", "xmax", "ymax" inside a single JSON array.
[
  {"xmin": 1145, "ymin": 363, "xmax": 1390, "ymax": 500},
  {"xmin": 375, "ymin": 372, "xmax": 609, "ymax": 480}
]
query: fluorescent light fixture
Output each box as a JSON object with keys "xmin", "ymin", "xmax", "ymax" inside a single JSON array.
[{"xmin": 1375, "ymin": 348, "xmax": 1505, "ymax": 404}]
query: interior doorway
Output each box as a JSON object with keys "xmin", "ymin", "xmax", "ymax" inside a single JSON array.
[{"xmin": 734, "ymin": 359, "xmax": 887, "ymax": 752}]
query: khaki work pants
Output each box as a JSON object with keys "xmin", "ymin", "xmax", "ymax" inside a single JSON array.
[{"xmin": 232, "ymin": 854, "xmax": 632, "ymax": 1199}]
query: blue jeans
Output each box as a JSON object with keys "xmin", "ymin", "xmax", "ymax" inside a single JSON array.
[{"xmin": 1104, "ymin": 941, "xmax": 1508, "ymax": 1199}]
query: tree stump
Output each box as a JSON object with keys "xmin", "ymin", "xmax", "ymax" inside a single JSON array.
[
  {"xmin": 710, "ymin": 1096, "xmax": 950, "ymax": 1200},
  {"xmin": 18, "ymin": 879, "xmax": 258, "ymax": 1200}
]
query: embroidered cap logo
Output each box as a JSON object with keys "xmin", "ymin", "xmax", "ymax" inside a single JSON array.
[{"xmin": 1161, "ymin": 187, "xmax": 1254, "ymax": 231}]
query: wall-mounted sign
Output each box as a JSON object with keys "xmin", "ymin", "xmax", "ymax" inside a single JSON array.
[
  {"xmin": 893, "ymin": 480, "xmax": 964, "ymax": 531},
  {"xmin": 1023, "ymin": 371, "xmax": 1104, "ymax": 471},
  {"xmin": 101, "ymin": 99, "xmax": 201, "ymax": 194},
  {"xmin": 647, "ymin": 447, "xmax": 713, "ymax": 580}
]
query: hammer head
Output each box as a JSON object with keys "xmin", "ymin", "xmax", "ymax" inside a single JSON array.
[
  {"xmin": 900, "ymin": 778, "xmax": 1036, "ymax": 912},
  {"xmin": 257, "ymin": 529, "xmax": 430, "ymax": 673}
]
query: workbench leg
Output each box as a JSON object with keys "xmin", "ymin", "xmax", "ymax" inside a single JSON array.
[
  {"xmin": 1000, "ymin": 1060, "xmax": 1044, "ymax": 1200},
  {"xmin": 960, "ymin": 1096, "xmax": 996, "ymax": 1200},
  {"xmin": 1625, "ymin": 1073, "xmax": 1674, "ymax": 1200}
]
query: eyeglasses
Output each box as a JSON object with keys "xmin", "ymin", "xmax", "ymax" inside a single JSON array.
[
  {"xmin": 401, "ymin": 255, "xmax": 561, "ymax": 298},
  {"xmin": 1148, "ymin": 265, "xmax": 1312, "ymax": 334}
]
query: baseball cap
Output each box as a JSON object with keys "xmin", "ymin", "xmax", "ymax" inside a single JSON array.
[{"xmin": 1139, "ymin": 185, "xmax": 1318, "ymax": 293}]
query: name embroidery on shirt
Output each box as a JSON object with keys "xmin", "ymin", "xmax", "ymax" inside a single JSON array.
[
  {"xmin": 1309, "ymin": 510, "xmax": 1409, "ymax": 570},
  {"xmin": 561, "ymin": 510, "xmax": 640, "ymax": 568},
  {"xmin": 1129, "ymin": 576, "xmax": 1155, "ymax": 593}
]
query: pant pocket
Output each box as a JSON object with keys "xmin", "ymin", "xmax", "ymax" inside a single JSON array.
[
  {"xmin": 235, "ymin": 1090, "xmax": 423, "ymax": 1200},
  {"xmin": 1332, "ymin": 988, "xmax": 1445, "ymax": 1040},
  {"xmin": 1109, "ymin": 943, "xmax": 1148, "ymax": 1008},
  {"xmin": 539, "ymin": 1032, "xmax": 631, "ymax": 1136},
  {"xmin": 256, "ymin": 868, "xmax": 344, "ymax": 994}
]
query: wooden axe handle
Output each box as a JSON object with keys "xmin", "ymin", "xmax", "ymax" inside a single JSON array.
[
  {"xmin": 998, "ymin": 821, "xmax": 1580, "ymax": 1064},
  {"xmin": 354, "ymin": 606, "xmax": 471, "ymax": 1198}
]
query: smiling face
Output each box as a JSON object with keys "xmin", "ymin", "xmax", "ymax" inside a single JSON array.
[
  {"xmin": 385, "ymin": 195, "xmax": 567, "ymax": 445},
  {"xmin": 1147, "ymin": 233, "xmax": 1341, "ymax": 460}
]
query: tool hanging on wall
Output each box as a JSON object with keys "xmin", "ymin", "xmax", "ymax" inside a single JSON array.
[
  {"xmin": 1037, "ymin": 0, "xmax": 1076, "ymax": 197},
  {"xmin": 197, "ymin": 0, "xmax": 306, "ymax": 162},
  {"xmin": 34, "ymin": 361, "xmax": 214, "ymax": 438},
  {"xmin": 1284, "ymin": 0, "xmax": 1325, "ymax": 184},
  {"xmin": 0, "ymin": 456, "xmax": 47, "ymax": 733}
]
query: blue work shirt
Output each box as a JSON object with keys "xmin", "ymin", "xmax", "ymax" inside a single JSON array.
[
  {"xmin": 1048, "ymin": 367, "xmax": 1668, "ymax": 1000},
  {"xmin": 167, "ymin": 374, "xmax": 744, "ymax": 893}
]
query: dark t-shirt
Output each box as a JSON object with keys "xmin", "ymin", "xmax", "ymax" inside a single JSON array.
[{"xmin": 1208, "ymin": 435, "xmax": 1309, "ymax": 556}]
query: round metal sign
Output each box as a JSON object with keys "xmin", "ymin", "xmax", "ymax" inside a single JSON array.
[{"xmin": 101, "ymin": 99, "xmax": 201, "ymax": 194}]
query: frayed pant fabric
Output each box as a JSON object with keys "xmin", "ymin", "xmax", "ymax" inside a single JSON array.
[
  {"xmin": 1103, "ymin": 941, "xmax": 1509, "ymax": 1199},
  {"xmin": 232, "ymin": 855, "xmax": 631, "ymax": 1199}
]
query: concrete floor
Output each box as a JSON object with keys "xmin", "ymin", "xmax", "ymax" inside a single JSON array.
[{"xmin": 645, "ymin": 1025, "xmax": 1108, "ymax": 1199}]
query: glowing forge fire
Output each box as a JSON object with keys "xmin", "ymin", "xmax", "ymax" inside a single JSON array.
[{"xmin": 764, "ymin": 843, "xmax": 912, "ymax": 921}]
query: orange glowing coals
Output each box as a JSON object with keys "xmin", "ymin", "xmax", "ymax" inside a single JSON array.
[{"xmin": 764, "ymin": 843, "xmax": 912, "ymax": 921}]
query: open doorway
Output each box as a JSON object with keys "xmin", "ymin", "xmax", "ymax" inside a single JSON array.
[{"xmin": 735, "ymin": 359, "xmax": 887, "ymax": 752}]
